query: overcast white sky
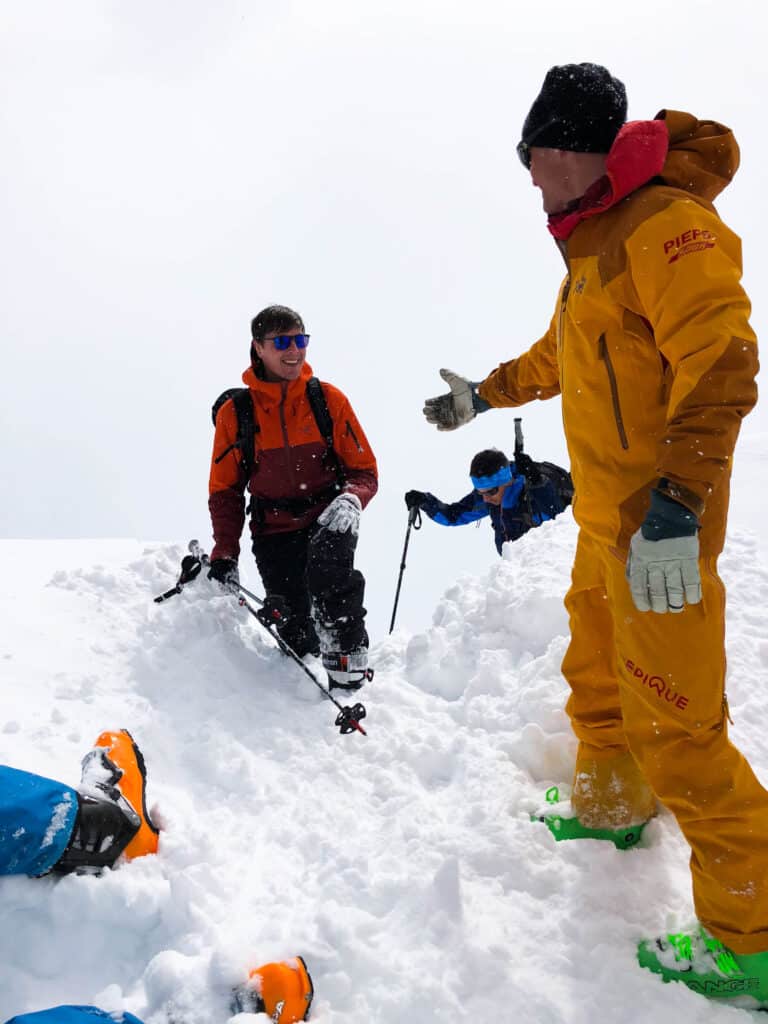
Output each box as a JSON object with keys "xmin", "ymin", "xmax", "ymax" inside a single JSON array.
[{"xmin": 2, "ymin": 0, "xmax": 766, "ymax": 634}]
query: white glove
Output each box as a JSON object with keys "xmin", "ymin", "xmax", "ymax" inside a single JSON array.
[
  {"xmin": 423, "ymin": 369, "xmax": 478, "ymax": 432},
  {"xmin": 317, "ymin": 493, "xmax": 362, "ymax": 534},
  {"xmin": 626, "ymin": 530, "xmax": 702, "ymax": 614}
]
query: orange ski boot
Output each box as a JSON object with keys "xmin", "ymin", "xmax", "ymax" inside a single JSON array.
[
  {"xmin": 86, "ymin": 729, "xmax": 160, "ymax": 859},
  {"xmin": 231, "ymin": 957, "xmax": 314, "ymax": 1022}
]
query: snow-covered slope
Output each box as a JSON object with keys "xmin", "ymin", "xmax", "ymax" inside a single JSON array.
[{"xmin": 1, "ymin": 519, "xmax": 767, "ymax": 1023}]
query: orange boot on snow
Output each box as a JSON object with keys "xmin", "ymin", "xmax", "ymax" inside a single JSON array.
[
  {"xmin": 232, "ymin": 957, "xmax": 314, "ymax": 1022},
  {"xmin": 88, "ymin": 729, "xmax": 160, "ymax": 859}
]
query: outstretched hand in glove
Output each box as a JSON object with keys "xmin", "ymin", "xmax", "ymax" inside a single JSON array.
[{"xmin": 423, "ymin": 369, "xmax": 488, "ymax": 431}]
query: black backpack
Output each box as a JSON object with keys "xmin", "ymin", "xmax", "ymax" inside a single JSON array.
[
  {"xmin": 513, "ymin": 416, "xmax": 574, "ymax": 521},
  {"xmin": 211, "ymin": 377, "xmax": 346, "ymax": 492},
  {"xmin": 532, "ymin": 460, "xmax": 574, "ymax": 511}
]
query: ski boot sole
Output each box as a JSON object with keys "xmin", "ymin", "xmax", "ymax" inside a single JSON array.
[
  {"xmin": 532, "ymin": 784, "xmax": 646, "ymax": 850},
  {"xmin": 534, "ymin": 811, "xmax": 645, "ymax": 849}
]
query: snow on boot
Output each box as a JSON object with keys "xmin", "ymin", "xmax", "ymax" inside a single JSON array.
[
  {"xmin": 571, "ymin": 744, "xmax": 656, "ymax": 829},
  {"xmin": 638, "ymin": 925, "xmax": 768, "ymax": 1007},
  {"xmin": 78, "ymin": 729, "xmax": 159, "ymax": 861},
  {"xmin": 532, "ymin": 785, "xmax": 646, "ymax": 850},
  {"xmin": 231, "ymin": 956, "xmax": 314, "ymax": 1022},
  {"xmin": 322, "ymin": 649, "xmax": 373, "ymax": 691}
]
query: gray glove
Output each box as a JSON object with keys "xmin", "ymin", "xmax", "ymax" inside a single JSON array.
[
  {"xmin": 626, "ymin": 530, "xmax": 702, "ymax": 614},
  {"xmin": 317, "ymin": 493, "xmax": 362, "ymax": 534},
  {"xmin": 423, "ymin": 369, "xmax": 484, "ymax": 431}
]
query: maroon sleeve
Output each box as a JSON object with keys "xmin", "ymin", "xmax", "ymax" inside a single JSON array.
[
  {"xmin": 209, "ymin": 489, "xmax": 246, "ymax": 561},
  {"xmin": 208, "ymin": 400, "xmax": 248, "ymax": 560},
  {"xmin": 344, "ymin": 469, "xmax": 379, "ymax": 509},
  {"xmin": 329, "ymin": 392, "xmax": 378, "ymax": 510}
]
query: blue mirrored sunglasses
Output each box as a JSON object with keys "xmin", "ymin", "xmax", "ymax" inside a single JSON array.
[{"xmin": 270, "ymin": 334, "xmax": 310, "ymax": 351}]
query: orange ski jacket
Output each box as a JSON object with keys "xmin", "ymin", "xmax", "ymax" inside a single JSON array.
[
  {"xmin": 477, "ymin": 110, "xmax": 759, "ymax": 556},
  {"xmin": 209, "ymin": 361, "xmax": 378, "ymax": 559}
]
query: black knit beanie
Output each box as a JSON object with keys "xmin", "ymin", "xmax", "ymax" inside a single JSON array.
[{"xmin": 520, "ymin": 63, "xmax": 627, "ymax": 155}]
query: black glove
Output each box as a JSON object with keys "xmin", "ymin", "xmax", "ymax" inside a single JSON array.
[
  {"xmin": 405, "ymin": 490, "xmax": 427, "ymax": 510},
  {"xmin": 207, "ymin": 557, "xmax": 239, "ymax": 587}
]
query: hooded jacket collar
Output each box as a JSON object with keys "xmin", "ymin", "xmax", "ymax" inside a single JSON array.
[
  {"xmin": 241, "ymin": 360, "xmax": 314, "ymax": 406},
  {"xmin": 546, "ymin": 111, "xmax": 738, "ymax": 242}
]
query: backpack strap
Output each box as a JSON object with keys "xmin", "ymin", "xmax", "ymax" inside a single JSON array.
[
  {"xmin": 212, "ymin": 388, "xmax": 258, "ymax": 479},
  {"xmin": 305, "ymin": 377, "xmax": 346, "ymax": 493}
]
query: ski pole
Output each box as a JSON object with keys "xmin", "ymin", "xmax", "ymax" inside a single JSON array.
[
  {"xmin": 153, "ymin": 554, "xmax": 202, "ymax": 603},
  {"xmin": 186, "ymin": 541, "xmax": 368, "ymax": 736},
  {"xmin": 513, "ymin": 416, "xmax": 536, "ymax": 525},
  {"xmin": 514, "ymin": 416, "xmax": 524, "ymax": 458},
  {"xmin": 388, "ymin": 506, "xmax": 422, "ymax": 634}
]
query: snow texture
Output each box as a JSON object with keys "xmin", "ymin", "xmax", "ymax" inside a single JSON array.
[
  {"xmin": 1, "ymin": 519, "xmax": 767, "ymax": 1022},
  {"xmin": 40, "ymin": 792, "xmax": 74, "ymax": 851}
]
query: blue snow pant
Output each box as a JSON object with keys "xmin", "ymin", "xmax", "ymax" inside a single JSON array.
[
  {"xmin": 0, "ymin": 766, "xmax": 79, "ymax": 876},
  {"xmin": 5, "ymin": 1009, "xmax": 144, "ymax": 1024}
]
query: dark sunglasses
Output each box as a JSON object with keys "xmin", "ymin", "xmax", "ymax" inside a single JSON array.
[
  {"xmin": 269, "ymin": 334, "xmax": 310, "ymax": 351},
  {"xmin": 478, "ymin": 485, "xmax": 501, "ymax": 497},
  {"xmin": 516, "ymin": 115, "xmax": 560, "ymax": 171}
]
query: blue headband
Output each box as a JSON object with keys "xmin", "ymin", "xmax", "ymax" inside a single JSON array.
[{"xmin": 471, "ymin": 464, "xmax": 513, "ymax": 491}]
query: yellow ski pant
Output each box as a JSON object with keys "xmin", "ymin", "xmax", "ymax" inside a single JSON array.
[{"xmin": 562, "ymin": 530, "xmax": 768, "ymax": 953}]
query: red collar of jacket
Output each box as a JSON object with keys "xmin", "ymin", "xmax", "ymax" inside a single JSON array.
[
  {"xmin": 547, "ymin": 119, "xmax": 669, "ymax": 241},
  {"xmin": 241, "ymin": 360, "xmax": 314, "ymax": 406}
]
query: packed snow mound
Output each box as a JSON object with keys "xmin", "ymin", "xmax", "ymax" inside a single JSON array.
[{"xmin": 1, "ymin": 526, "xmax": 767, "ymax": 1023}]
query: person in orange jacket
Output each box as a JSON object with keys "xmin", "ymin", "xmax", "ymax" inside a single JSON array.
[
  {"xmin": 424, "ymin": 64, "xmax": 768, "ymax": 1005},
  {"xmin": 208, "ymin": 305, "xmax": 378, "ymax": 690}
]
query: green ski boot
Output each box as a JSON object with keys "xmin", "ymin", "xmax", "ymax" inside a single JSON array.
[
  {"xmin": 638, "ymin": 925, "xmax": 768, "ymax": 1007},
  {"xmin": 532, "ymin": 786, "xmax": 646, "ymax": 850}
]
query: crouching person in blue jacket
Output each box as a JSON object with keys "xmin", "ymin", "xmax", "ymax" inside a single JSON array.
[
  {"xmin": 0, "ymin": 729, "xmax": 158, "ymax": 878},
  {"xmin": 4, "ymin": 958, "xmax": 314, "ymax": 1024},
  {"xmin": 4, "ymin": 1010, "xmax": 143, "ymax": 1024},
  {"xmin": 405, "ymin": 447, "xmax": 572, "ymax": 555}
]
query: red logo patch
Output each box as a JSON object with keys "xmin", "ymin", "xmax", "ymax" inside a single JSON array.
[
  {"xmin": 663, "ymin": 228, "xmax": 716, "ymax": 264},
  {"xmin": 624, "ymin": 657, "xmax": 689, "ymax": 711}
]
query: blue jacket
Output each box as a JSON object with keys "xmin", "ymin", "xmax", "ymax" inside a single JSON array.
[
  {"xmin": 420, "ymin": 463, "xmax": 562, "ymax": 555},
  {"xmin": 5, "ymin": 1009, "xmax": 143, "ymax": 1024},
  {"xmin": 0, "ymin": 766, "xmax": 78, "ymax": 877}
]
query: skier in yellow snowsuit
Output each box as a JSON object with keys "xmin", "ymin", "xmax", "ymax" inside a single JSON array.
[{"xmin": 424, "ymin": 63, "xmax": 768, "ymax": 1005}]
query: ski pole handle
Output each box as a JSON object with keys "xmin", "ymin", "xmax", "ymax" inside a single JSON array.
[
  {"xmin": 154, "ymin": 549, "xmax": 203, "ymax": 602},
  {"xmin": 189, "ymin": 539, "xmax": 265, "ymax": 604},
  {"xmin": 188, "ymin": 539, "xmax": 209, "ymax": 565},
  {"xmin": 514, "ymin": 417, "xmax": 524, "ymax": 457}
]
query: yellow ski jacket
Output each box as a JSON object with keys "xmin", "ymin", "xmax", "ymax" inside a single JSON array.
[{"xmin": 477, "ymin": 111, "xmax": 758, "ymax": 555}]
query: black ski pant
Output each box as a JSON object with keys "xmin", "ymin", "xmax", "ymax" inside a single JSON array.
[{"xmin": 251, "ymin": 523, "xmax": 368, "ymax": 658}]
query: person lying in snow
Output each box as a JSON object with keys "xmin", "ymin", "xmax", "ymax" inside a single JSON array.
[
  {"xmin": 405, "ymin": 447, "xmax": 571, "ymax": 555},
  {"xmin": 0, "ymin": 729, "xmax": 158, "ymax": 877},
  {"xmin": 4, "ymin": 957, "xmax": 314, "ymax": 1024}
]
